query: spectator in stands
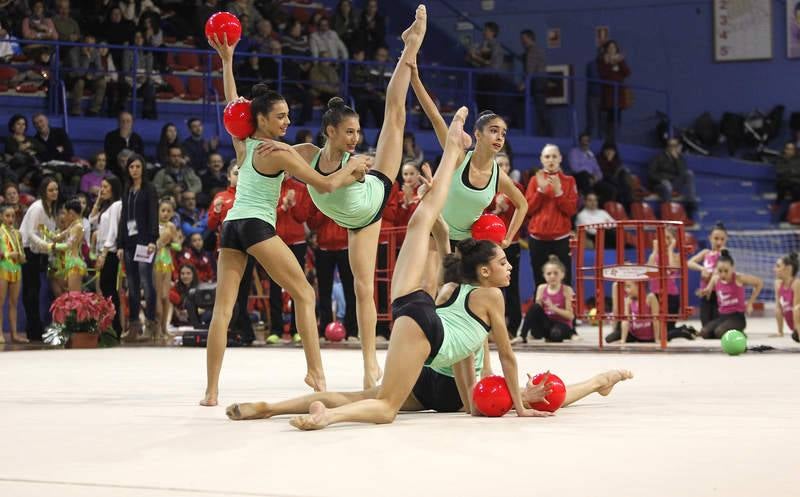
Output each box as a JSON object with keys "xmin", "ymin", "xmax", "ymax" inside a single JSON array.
[
  {"xmin": 467, "ymin": 21, "xmax": 504, "ymax": 113},
  {"xmin": 575, "ymin": 192, "xmax": 616, "ymax": 248},
  {"xmin": 104, "ymin": 112, "xmax": 144, "ymax": 178},
  {"xmin": 598, "ymin": 40, "xmax": 631, "ymax": 142},
  {"xmin": 401, "ymin": 131, "xmax": 424, "ymax": 169},
  {"xmin": 80, "ymin": 152, "xmax": 112, "ymax": 200},
  {"xmin": 310, "ymin": 17, "xmax": 348, "ymax": 60},
  {"xmin": 176, "ymin": 189, "xmax": 207, "ymax": 238},
  {"xmin": 102, "ymin": 7, "xmax": 136, "ymax": 70},
  {"xmin": 96, "ymin": 42, "xmax": 124, "ymax": 116},
  {"xmin": 0, "ymin": 19, "xmax": 21, "ymax": 62},
  {"xmin": 66, "ymin": 34, "xmax": 107, "ymax": 117},
  {"xmin": 333, "ymin": 0, "xmax": 359, "ymax": 51},
  {"xmin": 358, "ymin": 0, "xmax": 386, "ymax": 58},
  {"xmin": 647, "ymin": 138, "xmax": 698, "ymax": 222},
  {"xmin": 195, "ymin": 0, "xmax": 221, "ymax": 42},
  {"xmin": 31, "ymin": 113, "xmax": 74, "ymax": 162},
  {"xmin": 773, "ymin": 141, "xmax": 800, "ymax": 222},
  {"xmin": 227, "ymin": 0, "xmax": 263, "ymax": 34},
  {"xmin": 179, "ymin": 232, "xmax": 215, "ymax": 283},
  {"xmin": 153, "ymin": 145, "xmax": 202, "ymax": 198},
  {"xmin": 250, "ymin": 19, "xmax": 278, "ymax": 54},
  {"xmin": 201, "ymin": 152, "xmax": 228, "ymax": 195},
  {"xmin": 282, "ymin": 19, "xmax": 313, "ymax": 125},
  {"xmin": 157, "ymin": 123, "xmax": 180, "ymax": 166},
  {"xmin": 21, "ymin": 1, "xmax": 57, "ymax": 62},
  {"xmin": 140, "ymin": 12, "xmax": 166, "ymax": 71},
  {"xmin": 236, "ymin": 48, "xmax": 272, "ymax": 98},
  {"xmin": 310, "ymin": 51, "xmax": 341, "ymax": 104},
  {"xmin": 119, "ymin": 0, "xmax": 161, "ymax": 23},
  {"xmin": 53, "ymin": 0, "xmax": 80, "ymax": 61},
  {"xmin": 121, "ymin": 29, "xmax": 158, "ymax": 119},
  {"xmin": 519, "ymin": 29, "xmax": 551, "ymax": 136},
  {"xmin": 525, "ymin": 144, "xmax": 578, "ymax": 287},
  {"xmin": 182, "ymin": 118, "xmax": 219, "ymax": 175},
  {"xmin": 5, "ymin": 114, "xmax": 45, "ymax": 181},
  {"xmin": 20, "ymin": 176, "xmax": 59, "ymax": 341},
  {"xmin": 117, "ymin": 154, "xmax": 158, "ymax": 340},
  {"xmin": 568, "ymin": 133, "xmax": 603, "ymax": 196},
  {"xmin": 597, "ymin": 142, "xmax": 633, "ymax": 209},
  {"xmin": 169, "ymin": 263, "xmax": 200, "ymax": 327},
  {"xmin": 2, "ymin": 183, "xmax": 27, "ymax": 228},
  {"xmin": 352, "ymin": 45, "xmax": 390, "ymax": 128}
]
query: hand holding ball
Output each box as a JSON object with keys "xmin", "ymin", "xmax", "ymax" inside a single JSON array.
[{"xmin": 205, "ymin": 12, "xmax": 242, "ymax": 46}]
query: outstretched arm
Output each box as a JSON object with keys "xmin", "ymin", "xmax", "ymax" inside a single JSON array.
[
  {"xmin": 738, "ymin": 273, "xmax": 763, "ymax": 315},
  {"xmin": 408, "ymin": 61, "xmax": 450, "ymax": 150},
  {"xmin": 687, "ymin": 249, "xmax": 709, "ymax": 273},
  {"xmin": 775, "ymin": 280, "xmax": 784, "ymax": 336},
  {"xmin": 452, "ymin": 355, "xmax": 476, "ymax": 414},
  {"xmin": 208, "ymin": 34, "xmax": 239, "ymax": 104}
]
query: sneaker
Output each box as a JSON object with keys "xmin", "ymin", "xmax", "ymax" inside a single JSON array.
[
  {"xmin": 266, "ymin": 334, "xmax": 281, "ymax": 344},
  {"xmin": 510, "ymin": 336, "xmax": 523, "ymax": 345},
  {"xmin": 292, "ymin": 333, "xmax": 302, "ymax": 344}
]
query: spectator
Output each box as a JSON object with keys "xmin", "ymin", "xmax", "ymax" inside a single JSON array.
[
  {"xmin": 575, "ymin": 192, "xmax": 616, "ymax": 248},
  {"xmin": 121, "ymin": 29, "xmax": 158, "ymax": 119},
  {"xmin": 294, "ymin": 129, "xmax": 314, "ymax": 145},
  {"xmin": 176, "ymin": 190, "xmax": 207, "ymax": 238},
  {"xmin": 194, "ymin": 0, "xmax": 221, "ymax": 41},
  {"xmin": 52, "ymin": 0, "xmax": 80, "ymax": 61},
  {"xmin": 358, "ymin": 0, "xmax": 386, "ymax": 58},
  {"xmin": 310, "ymin": 17, "xmax": 348, "ymax": 60},
  {"xmin": 156, "ymin": 122, "xmax": 180, "ymax": 166},
  {"xmin": 119, "ymin": 0, "xmax": 160, "ymax": 23},
  {"xmin": 351, "ymin": 46, "xmax": 389, "ymax": 128},
  {"xmin": 5, "ymin": 114, "xmax": 45, "ymax": 182},
  {"xmin": 250, "ymin": 19, "xmax": 278, "ymax": 54},
  {"xmin": 332, "ymin": 0, "xmax": 359, "ymax": 50},
  {"xmin": 66, "ymin": 34, "xmax": 107, "ymax": 117},
  {"xmin": 31, "ymin": 113, "xmax": 74, "ymax": 162},
  {"xmin": 21, "ymin": 1, "xmax": 57, "ymax": 62},
  {"xmin": 0, "ymin": 19, "xmax": 21, "ymax": 62},
  {"xmin": 140, "ymin": 12, "xmax": 166, "ymax": 71},
  {"xmin": 179, "ymin": 232, "xmax": 214, "ymax": 283},
  {"xmin": 647, "ymin": 138, "xmax": 698, "ymax": 221},
  {"xmin": 568, "ymin": 132, "xmax": 616, "ymax": 204},
  {"xmin": 169, "ymin": 264, "xmax": 201, "ymax": 327},
  {"xmin": 281, "ymin": 19, "xmax": 313, "ymax": 125},
  {"xmin": 598, "ymin": 40, "xmax": 631, "ymax": 141},
  {"xmin": 585, "ymin": 47, "xmax": 604, "ymax": 138},
  {"xmin": 182, "ymin": 118, "xmax": 219, "ymax": 174},
  {"xmin": 153, "ymin": 145, "xmax": 202, "ymax": 198},
  {"xmin": 117, "ymin": 154, "xmax": 158, "ymax": 340},
  {"xmin": 310, "ymin": 51, "xmax": 341, "ymax": 103},
  {"xmin": 525, "ymin": 144, "xmax": 578, "ymax": 287},
  {"xmin": 101, "ymin": 7, "xmax": 135, "ymax": 70},
  {"xmin": 467, "ymin": 21, "xmax": 504, "ymax": 112},
  {"xmin": 104, "ymin": 112, "xmax": 144, "ymax": 178},
  {"xmin": 401, "ymin": 131, "xmax": 424, "ymax": 169},
  {"xmin": 201, "ymin": 152, "xmax": 228, "ymax": 195},
  {"xmin": 597, "ymin": 142, "xmax": 634, "ymax": 209},
  {"xmin": 2, "ymin": 183, "xmax": 28, "ymax": 228},
  {"xmin": 519, "ymin": 29, "xmax": 551, "ymax": 136},
  {"xmin": 79, "ymin": 152, "xmax": 113, "ymax": 200},
  {"xmin": 773, "ymin": 142, "xmax": 800, "ymax": 222},
  {"xmin": 227, "ymin": 0, "xmax": 263, "ymax": 34},
  {"xmin": 20, "ymin": 176, "xmax": 60, "ymax": 341},
  {"xmin": 89, "ymin": 176, "xmax": 122, "ymax": 335},
  {"xmin": 97, "ymin": 42, "xmax": 124, "ymax": 117}
]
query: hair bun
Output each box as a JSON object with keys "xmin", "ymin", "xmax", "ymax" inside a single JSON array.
[
  {"xmin": 790, "ymin": 252, "xmax": 799, "ymax": 262},
  {"xmin": 547, "ymin": 254, "xmax": 560, "ymax": 264},
  {"xmin": 251, "ymin": 83, "xmax": 272, "ymax": 98},
  {"xmin": 720, "ymin": 249, "xmax": 731, "ymax": 257},
  {"xmin": 713, "ymin": 221, "xmax": 727, "ymax": 231},
  {"xmin": 456, "ymin": 238, "xmax": 479, "ymax": 255},
  {"xmin": 327, "ymin": 96, "xmax": 346, "ymax": 110}
]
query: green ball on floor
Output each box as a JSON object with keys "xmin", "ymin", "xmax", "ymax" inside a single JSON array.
[{"xmin": 721, "ymin": 329, "xmax": 747, "ymax": 356}]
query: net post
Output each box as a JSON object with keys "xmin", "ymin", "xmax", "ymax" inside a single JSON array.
[{"xmin": 596, "ymin": 226, "xmax": 606, "ymax": 349}]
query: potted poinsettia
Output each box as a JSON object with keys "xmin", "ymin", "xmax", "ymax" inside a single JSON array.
[{"xmin": 46, "ymin": 291, "xmax": 117, "ymax": 348}]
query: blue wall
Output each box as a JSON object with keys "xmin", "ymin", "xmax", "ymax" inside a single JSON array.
[{"xmin": 402, "ymin": 0, "xmax": 798, "ymax": 143}]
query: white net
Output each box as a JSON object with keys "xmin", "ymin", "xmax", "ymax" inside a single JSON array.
[{"xmin": 725, "ymin": 230, "xmax": 800, "ymax": 301}]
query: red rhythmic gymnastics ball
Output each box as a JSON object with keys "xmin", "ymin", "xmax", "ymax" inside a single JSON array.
[
  {"xmin": 471, "ymin": 214, "xmax": 507, "ymax": 244},
  {"xmin": 205, "ymin": 12, "xmax": 242, "ymax": 46},
  {"xmin": 529, "ymin": 372, "xmax": 566, "ymax": 412},
  {"xmin": 324, "ymin": 321, "xmax": 346, "ymax": 342},
  {"xmin": 223, "ymin": 99, "xmax": 254, "ymax": 140},
  {"xmin": 472, "ymin": 375, "xmax": 513, "ymax": 417}
]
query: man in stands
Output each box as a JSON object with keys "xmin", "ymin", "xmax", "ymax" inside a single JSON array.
[
  {"xmin": 773, "ymin": 142, "xmax": 800, "ymax": 222},
  {"xmin": 177, "ymin": 190, "xmax": 208, "ymax": 240},
  {"xmin": 575, "ymin": 192, "xmax": 616, "ymax": 248},
  {"xmin": 31, "ymin": 113, "xmax": 74, "ymax": 162},
  {"xmin": 66, "ymin": 34, "xmax": 107, "ymax": 117},
  {"xmin": 104, "ymin": 111, "xmax": 144, "ymax": 177},
  {"xmin": 310, "ymin": 17, "xmax": 348, "ymax": 60},
  {"xmin": 182, "ymin": 118, "xmax": 219, "ymax": 175},
  {"xmin": 568, "ymin": 133, "xmax": 602, "ymax": 196},
  {"xmin": 153, "ymin": 145, "xmax": 202, "ymax": 198},
  {"xmin": 519, "ymin": 29, "xmax": 551, "ymax": 135},
  {"xmin": 647, "ymin": 138, "xmax": 698, "ymax": 223},
  {"xmin": 467, "ymin": 21, "xmax": 504, "ymax": 113}
]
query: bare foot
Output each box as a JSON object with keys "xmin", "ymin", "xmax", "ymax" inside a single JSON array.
[
  {"xmin": 596, "ymin": 369, "xmax": 634, "ymax": 396},
  {"xmin": 226, "ymin": 402, "xmax": 269, "ymax": 420},
  {"xmin": 400, "ymin": 5, "xmax": 427, "ymax": 52},
  {"xmin": 363, "ymin": 364, "xmax": 383, "ymax": 389},
  {"xmin": 11, "ymin": 334, "xmax": 29, "ymax": 344},
  {"xmin": 0, "ymin": 334, "xmax": 5, "ymax": 344},
  {"xmin": 199, "ymin": 392, "xmax": 218, "ymax": 407},
  {"xmin": 305, "ymin": 372, "xmax": 327, "ymax": 392},
  {"xmin": 289, "ymin": 401, "xmax": 331, "ymax": 431}
]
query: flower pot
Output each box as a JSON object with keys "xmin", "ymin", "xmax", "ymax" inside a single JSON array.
[{"xmin": 67, "ymin": 332, "xmax": 99, "ymax": 349}]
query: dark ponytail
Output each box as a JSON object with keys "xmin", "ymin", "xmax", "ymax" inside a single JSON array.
[
  {"xmin": 250, "ymin": 83, "xmax": 285, "ymax": 127},
  {"xmin": 443, "ymin": 253, "xmax": 462, "ymax": 284},
  {"xmin": 454, "ymin": 238, "xmax": 497, "ymax": 283},
  {"xmin": 781, "ymin": 252, "xmax": 800, "ymax": 277},
  {"xmin": 719, "ymin": 249, "xmax": 734, "ymax": 266},
  {"xmin": 321, "ymin": 96, "xmax": 358, "ymax": 137}
]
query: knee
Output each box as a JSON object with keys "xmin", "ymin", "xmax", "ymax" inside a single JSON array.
[
  {"xmin": 291, "ymin": 281, "xmax": 316, "ymax": 306},
  {"xmin": 354, "ymin": 278, "xmax": 374, "ymax": 298},
  {"xmin": 375, "ymin": 402, "xmax": 398, "ymax": 424}
]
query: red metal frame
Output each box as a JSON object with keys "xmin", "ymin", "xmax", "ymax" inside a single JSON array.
[
  {"xmin": 571, "ymin": 220, "xmax": 692, "ymax": 349},
  {"xmin": 375, "ymin": 227, "xmax": 406, "ymax": 324}
]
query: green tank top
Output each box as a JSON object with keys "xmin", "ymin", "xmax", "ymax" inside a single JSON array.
[
  {"xmin": 441, "ymin": 151, "xmax": 499, "ymax": 241},
  {"xmin": 430, "ymin": 335, "xmax": 485, "ymax": 378},
  {"xmin": 307, "ymin": 150, "xmax": 385, "ymax": 230},
  {"xmin": 428, "ymin": 283, "xmax": 491, "ymax": 370},
  {"xmin": 225, "ymin": 138, "xmax": 284, "ymax": 226}
]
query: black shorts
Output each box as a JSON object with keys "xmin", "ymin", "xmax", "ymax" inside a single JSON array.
[
  {"xmin": 391, "ymin": 290, "xmax": 444, "ymax": 362},
  {"xmin": 412, "ymin": 367, "xmax": 464, "ymax": 413},
  {"xmin": 351, "ymin": 169, "xmax": 394, "ymax": 231},
  {"xmin": 220, "ymin": 218, "xmax": 276, "ymax": 252}
]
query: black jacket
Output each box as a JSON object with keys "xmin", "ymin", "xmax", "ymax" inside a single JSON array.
[
  {"xmin": 33, "ymin": 127, "xmax": 74, "ymax": 162},
  {"xmin": 104, "ymin": 129, "xmax": 144, "ymax": 177},
  {"xmin": 117, "ymin": 183, "xmax": 159, "ymax": 250}
]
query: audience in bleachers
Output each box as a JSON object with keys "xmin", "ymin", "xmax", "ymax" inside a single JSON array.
[{"xmin": 647, "ymin": 137, "xmax": 698, "ymax": 223}]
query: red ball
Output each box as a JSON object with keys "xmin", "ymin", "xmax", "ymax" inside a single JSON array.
[
  {"xmin": 324, "ymin": 322, "xmax": 346, "ymax": 342},
  {"xmin": 223, "ymin": 99, "xmax": 254, "ymax": 140},
  {"xmin": 471, "ymin": 214, "xmax": 507, "ymax": 244},
  {"xmin": 472, "ymin": 375, "xmax": 513, "ymax": 417},
  {"xmin": 205, "ymin": 12, "xmax": 242, "ymax": 45},
  {"xmin": 529, "ymin": 372, "xmax": 566, "ymax": 412}
]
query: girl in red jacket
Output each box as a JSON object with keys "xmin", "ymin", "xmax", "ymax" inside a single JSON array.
[{"xmin": 525, "ymin": 144, "xmax": 578, "ymax": 288}]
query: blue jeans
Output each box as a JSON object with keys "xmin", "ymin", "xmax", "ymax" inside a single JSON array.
[{"xmin": 124, "ymin": 249, "xmax": 156, "ymax": 323}]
